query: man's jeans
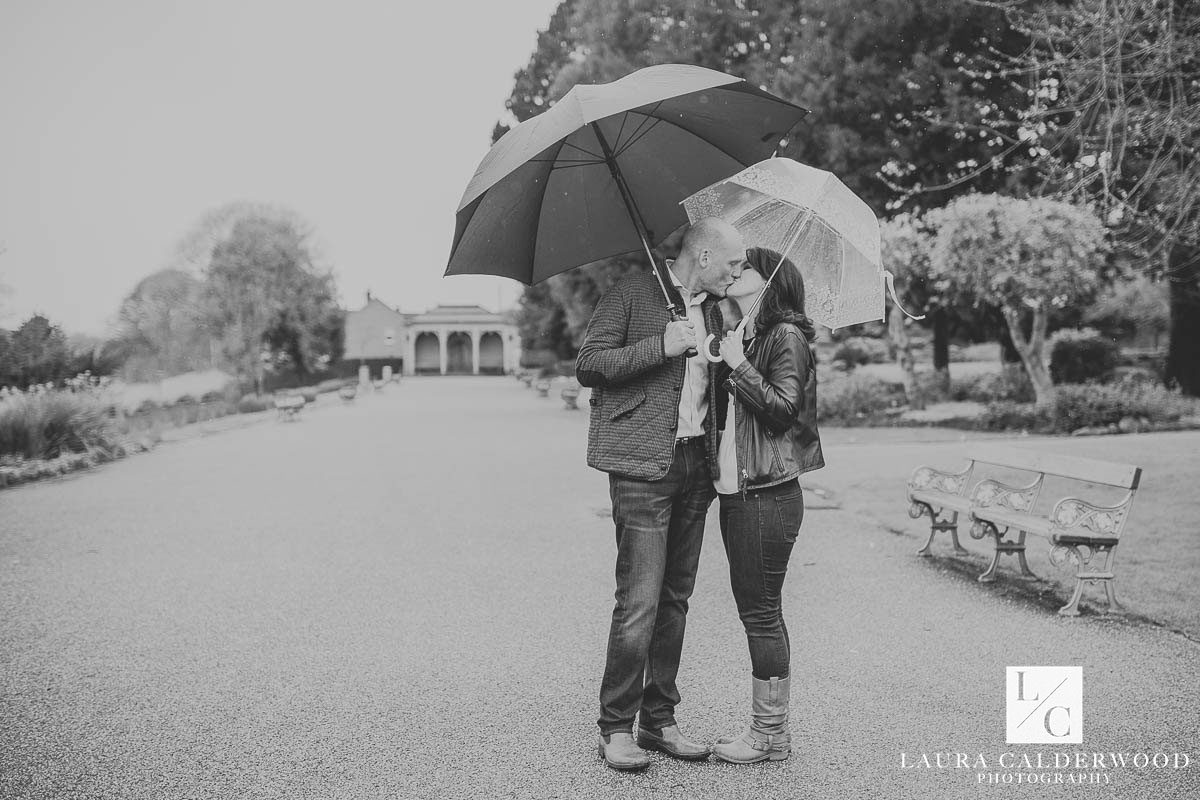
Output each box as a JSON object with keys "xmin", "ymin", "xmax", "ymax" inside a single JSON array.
[{"xmin": 598, "ymin": 439, "xmax": 715, "ymax": 735}]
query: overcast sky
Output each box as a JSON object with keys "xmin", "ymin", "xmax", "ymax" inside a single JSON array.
[{"xmin": 0, "ymin": 0, "xmax": 562, "ymax": 336}]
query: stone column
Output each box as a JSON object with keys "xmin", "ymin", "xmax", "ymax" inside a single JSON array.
[
  {"xmin": 471, "ymin": 329, "xmax": 481, "ymax": 375},
  {"xmin": 438, "ymin": 329, "xmax": 448, "ymax": 375},
  {"xmin": 404, "ymin": 331, "xmax": 416, "ymax": 376}
]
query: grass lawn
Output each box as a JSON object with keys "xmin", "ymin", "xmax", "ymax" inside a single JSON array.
[{"xmin": 811, "ymin": 428, "xmax": 1200, "ymax": 640}]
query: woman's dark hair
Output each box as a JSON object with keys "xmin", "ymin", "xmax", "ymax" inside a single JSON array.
[{"xmin": 744, "ymin": 247, "xmax": 816, "ymax": 343}]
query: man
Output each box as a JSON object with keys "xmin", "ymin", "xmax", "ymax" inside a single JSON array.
[{"xmin": 575, "ymin": 218, "xmax": 747, "ymax": 771}]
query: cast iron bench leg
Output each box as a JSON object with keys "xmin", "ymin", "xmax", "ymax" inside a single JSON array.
[
  {"xmin": 1055, "ymin": 543, "xmax": 1124, "ymax": 617},
  {"xmin": 973, "ymin": 522, "xmax": 1036, "ymax": 583},
  {"xmin": 910, "ymin": 505, "xmax": 969, "ymax": 557},
  {"xmin": 1013, "ymin": 531, "xmax": 1036, "ymax": 578}
]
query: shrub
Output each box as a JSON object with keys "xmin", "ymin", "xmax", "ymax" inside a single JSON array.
[
  {"xmin": 236, "ymin": 395, "xmax": 272, "ymax": 414},
  {"xmin": 950, "ymin": 342, "xmax": 1000, "ymax": 363},
  {"xmin": 1049, "ymin": 328, "xmax": 1119, "ymax": 385},
  {"xmin": 316, "ymin": 378, "xmax": 352, "ymax": 394},
  {"xmin": 300, "ymin": 389, "xmax": 319, "ymax": 404},
  {"xmin": 831, "ymin": 337, "xmax": 890, "ymax": 369},
  {"xmin": 817, "ymin": 374, "xmax": 906, "ymax": 425},
  {"xmin": 1049, "ymin": 378, "xmax": 1199, "ymax": 432},
  {"xmin": 951, "ymin": 370, "xmax": 1036, "ymax": 403},
  {"xmin": 0, "ymin": 392, "xmax": 121, "ymax": 460},
  {"xmin": 979, "ymin": 401, "xmax": 1051, "ymax": 432}
]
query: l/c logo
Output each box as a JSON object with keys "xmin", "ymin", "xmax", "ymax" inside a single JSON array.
[{"xmin": 1006, "ymin": 666, "xmax": 1083, "ymax": 744}]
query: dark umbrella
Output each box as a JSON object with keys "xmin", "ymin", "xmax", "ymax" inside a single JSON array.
[{"xmin": 445, "ymin": 64, "xmax": 807, "ymax": 319}]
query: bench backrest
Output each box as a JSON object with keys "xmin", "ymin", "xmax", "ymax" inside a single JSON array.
[{"xmin": 966, "ymin": 444, "xmax": 1141, "ymax": 490}]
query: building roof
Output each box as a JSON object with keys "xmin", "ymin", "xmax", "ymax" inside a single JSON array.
[
  {"xmin": 352, "ymin": 296, "xmax": 404, "ymax": 315},
  {"xmin": 347, "ymin": 297, "xmax": 514, "ymax": 327},
  {"xmin": 408, "ymin": 304, "xmax": 513, "ymax": 325}
]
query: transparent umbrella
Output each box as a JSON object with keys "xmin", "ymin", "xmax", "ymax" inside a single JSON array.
[{"xmin": 682, "ymin": 157, "xmax": 919, "ymax": 356}]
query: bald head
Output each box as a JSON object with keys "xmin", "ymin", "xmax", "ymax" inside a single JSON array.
[
  {"xmin": 673, "ymin": 217, "xmax": 747, "ymax": 297},
  {"xmin": 681, "ymin": 217, "xmax": 742, "ymax": 260}
]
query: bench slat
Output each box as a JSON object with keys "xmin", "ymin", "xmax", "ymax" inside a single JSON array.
[
  {"xmin": 965, "ymin": 444, "xmax": 1141, "ymax": 489},
  {"xmin": 971, "ymin": 507, "xmax": 1056, "ymax": 538}
]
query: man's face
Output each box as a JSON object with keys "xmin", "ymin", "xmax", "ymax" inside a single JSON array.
[{"xmin": 696, "ymin": 234, "xmax": 747, "ymax": 297}]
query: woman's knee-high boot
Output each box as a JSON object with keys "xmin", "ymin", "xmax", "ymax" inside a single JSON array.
[{"xmin": 712, "ymin": 675, "xmax": 791, "ymax": 763}]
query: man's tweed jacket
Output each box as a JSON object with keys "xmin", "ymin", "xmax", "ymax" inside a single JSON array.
[{"xmin": 575, "ymin": 270, "xmax": 724, "ymax": 481}]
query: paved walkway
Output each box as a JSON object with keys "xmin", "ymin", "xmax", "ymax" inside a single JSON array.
[{"xmin": 1, "ymin": 378, "xmax": 1196, "ymax": 799}]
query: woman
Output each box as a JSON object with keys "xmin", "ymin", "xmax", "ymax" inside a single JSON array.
[{"xmin": 710, "ymin": 246, "xmax": 824, "ymax": 764}]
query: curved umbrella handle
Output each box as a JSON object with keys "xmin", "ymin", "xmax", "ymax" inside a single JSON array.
[
  {"xmin": 702, "ymin": 317, "xmax": 748, "ymax": 363},
  {"xmin": 702, "ymin": 333, "xmax": 723, "ymax": 363},
  {"xmin": 885, "ymin": 270, "xmax": 926, "ymax": 321}
]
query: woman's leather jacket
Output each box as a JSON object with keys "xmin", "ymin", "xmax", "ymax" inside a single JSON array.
[{"xmin": 717, "ymin": 321, "xmax": 824, "ymax": 494}]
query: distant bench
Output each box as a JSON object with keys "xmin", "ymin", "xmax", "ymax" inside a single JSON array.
[
  {"xmin": 274, "ymin": 393, "xmax": 306, "ymax": 421},
  {"xmin": 905, "ymin": 445, "xmax": 1143, "ymax": 616}
]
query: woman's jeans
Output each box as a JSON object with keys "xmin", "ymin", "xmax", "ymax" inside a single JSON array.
[{"xmin": 718, "ymin": 478, "xmax": 804, "ymax": 680}]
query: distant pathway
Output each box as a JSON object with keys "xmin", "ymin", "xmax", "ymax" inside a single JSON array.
[{"xmin": 2, "ymin": 378, "xmax": 1196, "ymax": 799}]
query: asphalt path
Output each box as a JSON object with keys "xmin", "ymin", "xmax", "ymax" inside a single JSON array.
[{"xmin": 2, "ymin": 377, "xmax": 1197, "ymax": 800}]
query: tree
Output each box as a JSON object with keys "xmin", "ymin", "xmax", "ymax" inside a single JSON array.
[
  {"xmin": 0, "ymin": 314, "xmax": 71, "ymax": 387},
  {"xmin": 112, "ymin": 269, "xmax": 210, "ymax": 380},
  {"xmin": 927, "ymin": 194, "xmax": 1107, "ymax": 404},
  {"xmin": 498, "ymin": 0, "xmax": 1035, "ymax": 357},
  {"xmin": 515, "ymin": 282, "xmax": 572, "ymax": 361},
  {"xmin": 881, "ymin": 215, "xmax": 933, "ymax": 408},
  {"xmin": 1084, "ymin": 273, "xmax": 1171, "ymax": 346},
  {"xmin": 180, "ymin": 204, "xmax": 340, "ymax": 393},
  {"xmin": 953, "ymin": 0, "xmax": 1200, "ymax": 393}
]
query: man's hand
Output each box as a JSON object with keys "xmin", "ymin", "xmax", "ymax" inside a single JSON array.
[{"xmin": 663, "ymin": 319, "xmax": 698, "ymax": 358}]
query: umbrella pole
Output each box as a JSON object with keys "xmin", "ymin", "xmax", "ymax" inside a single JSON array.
[{"xmin": 589, "ymin": 123, "xmax": 683, "ymax": 319}]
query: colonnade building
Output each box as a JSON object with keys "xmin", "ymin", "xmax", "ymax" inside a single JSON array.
[{"xmin": 343, "ymin": 294, "xmax": 521, "ymax": 377}]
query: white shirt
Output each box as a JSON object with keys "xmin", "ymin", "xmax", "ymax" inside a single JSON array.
[
  {"xmin": 667, "ymin": 264, "xmax": 709, "ymax": 439},
  {"xmin": 715, "ymin": 390, "xmax": 740, "ymax": 494}
]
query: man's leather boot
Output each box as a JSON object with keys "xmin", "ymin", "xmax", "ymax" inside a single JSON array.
[
  {"xmin": 636, "ymin": 723, "xmax": 711, "ymax": 761},
  {"xmin": 598, "ymin": 732, "xmax": 651, "ymax": 771},
  {"xmin": 712, "ymin": 675, "xmax": 791, "ymax": 763}
]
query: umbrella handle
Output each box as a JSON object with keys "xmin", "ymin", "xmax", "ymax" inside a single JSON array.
[
  {"xmin": 702, "ymin": 317, "xmax": 749, "ymax": 363},
  {"xmin": 671, "ymin": 309, "xmax": 699, "ymax": 358}
]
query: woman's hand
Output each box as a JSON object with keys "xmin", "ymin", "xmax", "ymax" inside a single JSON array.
[{"xmin": 720, "ymin": 331, "xmax": 747, "ymax": 369}]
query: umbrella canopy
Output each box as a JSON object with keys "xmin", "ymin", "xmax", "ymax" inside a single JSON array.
[
  {"xmin": 445, "ymin": 64, "xmax": 807, "ymax": 287},
  {"xmin": 682, "ymin": 157, "xmax": 889, "ymax": 331}
]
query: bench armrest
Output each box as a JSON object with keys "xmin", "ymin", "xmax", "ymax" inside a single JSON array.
[
  {"xmin": 907, "ymin": 463, "xmax": 973, "ymax": 498},
  {"xmin": 970, "ymin": 476, "xmax": 1043, "ymax": 513},
  {"xmin": 1048, "ymin": 494, "xmax": 1134, "ymax": 540}
]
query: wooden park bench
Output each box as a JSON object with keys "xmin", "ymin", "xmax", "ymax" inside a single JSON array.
[
  {"xmin": 273, "ymin": 393, "xmax": 306, "ymax": 421},
  {"xmin": 906, "ymin": 445, "xmax": 1142, "ymax": 616}
]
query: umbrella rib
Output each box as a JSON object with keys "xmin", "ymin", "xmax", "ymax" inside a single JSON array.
[
  {"xmin": 526, "ymin": 137, "xmax": 570, "ymax": 283},
  {"xmin": 560, "ymin": 140, "xmax": 604, "ymax": 161},
  {"xmin": 635, "ymin": 110, "xmax": 756, "ymax": 169},
  {"xmin": 614, "ymin": 111, "xmax": 632, "ymax": 154},
  {"xmin": 615, "ymin": 103, "xmax": 663, "ymax": 152},
  {"xmin": 549, "ymin": 161, "xmax": 604, "ymax": 172},
  {"xmin": 615, "ymin": 118, "xmax": 664, "ymax": 159},
  {"xmin": 528, "ymin": 157, "xmax": 603, "ymax": 165}
]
